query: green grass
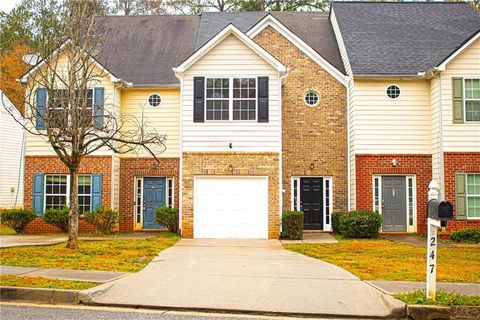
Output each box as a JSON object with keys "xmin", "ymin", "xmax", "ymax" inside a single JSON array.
[
  {"xmin": 284, "ymin": 237, "xmax": 480, "ymax": 283},
  {"xmin": 0, "ymin": 233, "xmax": 180, "ymax": 272},
  {"xmin": 0, "ymin": 224, "xmax": 16, "ymax": 235},
  {"xmin": 0, "ymin": 275, "xmax": 98, "ymax": 290},
  {"xmin": 394, "ymin": 290, "xmax": 480, "ymax": 306}
]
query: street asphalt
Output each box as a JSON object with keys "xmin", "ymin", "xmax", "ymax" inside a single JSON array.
[{"xmin": 0, "ymin": 303, "xmax": 350, "ymax": 320}]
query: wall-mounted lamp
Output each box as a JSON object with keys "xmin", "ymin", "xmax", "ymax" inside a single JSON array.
[
  {"xmin": 310, "ymin": 162, "xmax": 315, "ymax": 170},
  {"xmin": 229, "ymin": 142, "xmax": 233, "ymax": 149},
  {"xmin": 228, "ymin": 164, "xmax": 234, "ymax": 172},
  {"xmin": 392, "ymin": 159, "xmax": 398, "ymax": 167}
]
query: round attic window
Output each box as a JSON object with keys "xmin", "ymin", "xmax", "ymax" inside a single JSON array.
[
  {"xmin": 304, "ymin": 90, "xmax": 320, "ymax": 107},
  {"xmin": 386, "ymin": 85, "xmax": 401, "ymax": 100},
  {"xmin": 148, "ymin": 94, "xmax": 162, "ymax": 107}
]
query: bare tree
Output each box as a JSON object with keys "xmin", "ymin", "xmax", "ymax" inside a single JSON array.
[{"xmin": 2, "ymin": 0, "xmax": 166, "ymax": 249}]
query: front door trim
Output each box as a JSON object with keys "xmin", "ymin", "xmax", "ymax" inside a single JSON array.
[
  {"xmin": 372, "ymin": 174, "xmax": 416, "ymax": 233},
  {"xmin": 291, "ymin": 176, "xmax": 333, "ymax": 231}
]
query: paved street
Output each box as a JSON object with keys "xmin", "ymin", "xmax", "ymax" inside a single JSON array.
[{"xmin": 0, "ymin": 303, "xmax": 350, "ymax": 320}]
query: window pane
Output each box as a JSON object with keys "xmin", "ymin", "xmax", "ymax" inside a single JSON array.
[
  {"xmin": 467, "ymin": 197, "xmax": 480, "ymax": 218},
  {"xmin": 467, "ymin": 174, "xmax": 480, "ymax": 195},
  {"xmin": 472, "ymin": 79, "xmax": 480, "ymax": 99},
  {"xmin": 466, "ymin": 101, "xmax": 480, "ymax": 121}
]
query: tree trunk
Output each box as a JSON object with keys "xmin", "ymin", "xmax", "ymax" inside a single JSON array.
[{"xmin": 66, "ymin": 169, "xmax": 79, "ymax": 249}]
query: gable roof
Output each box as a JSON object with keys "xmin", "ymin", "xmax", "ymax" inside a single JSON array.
[
  {"xmin": 173, "ymin": 24, "xmax": 287, "ymax": 74},
  {"xmin": 332, "ymin": 2, "xmax": 480, "ymax": 76}
]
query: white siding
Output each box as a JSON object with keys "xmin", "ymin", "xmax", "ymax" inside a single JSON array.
[
  {"xmin": 353, "ymin": 80, "xmax": 431, "ymax": 154},
  {"xmin": 440, "ymin": 38, "xmax": 480, "ymax": 152},
  {"xmin": 181, "ymin": 34, "xmax": 281, "ymax": 152},
  {"xmin": 430, "ymin": 76, "xmax": 442, "ymax": 187},
  {"xmin": 0, "ymin": 93, "xmax": 24, "ymax": 208}
]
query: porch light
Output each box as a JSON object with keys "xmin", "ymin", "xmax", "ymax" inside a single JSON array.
[{"xmin": 392, "ymin": 159, "xmax": 398, "ymax": 167}]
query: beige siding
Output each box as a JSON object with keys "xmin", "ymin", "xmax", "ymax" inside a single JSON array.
[
  {"xmin": 353, "ymin": 80, "xmax": 431, "ymax": 154},
  {"xmin": 440, "ymin": 38, "xmax": 480, "ymax": 152},
  {"xmin": 25, "ymin": 54, "xmax": 117, "ymax": 156},
  {"xmin": 0, "ymin": 96, "xmax": 24, "ymax": 208},
  {"xmin": 181, "ymin": 34, "xmax": 281, "ymax": 152},
  {"xmin": 119, "ymin": 88, "xmax": 180, "ymax": 158},
  {"xmin": 430, "ymin": 76, "xmax": 442, "ymax": 186}
]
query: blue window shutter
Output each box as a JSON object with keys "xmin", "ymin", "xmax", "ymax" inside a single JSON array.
[
  {"xmin": 33, "ymin": 174, "xmax": 44, "ymax": 216},
  {"xmin": 93, "ymin": 87, "xmax": 104, "ymax": 127},
  {"xmin": 36, "ymin": 88, "xmax": 47, "ymax": 130},
  {"xmin": 91, "ymin": 174, "xmax": 102, "ymax": 211}
]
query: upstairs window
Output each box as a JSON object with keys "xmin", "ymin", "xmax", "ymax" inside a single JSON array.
[
  {"xmin": 206, "ymin": 77, "xmax": 257, "ymax": 121},
  {"xmin": 465, "ymin": 79, "xmax": 480, "ymax": 122},
  {"xmin": 386, "ymin": 85, "xmax": 401, "ymax": 99},
  {"xmin": 47, "ymin": 89, "xmax": 93, "ymax": 126}
]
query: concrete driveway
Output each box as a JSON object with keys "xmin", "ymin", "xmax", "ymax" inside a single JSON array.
[{"xmin": 86, "ymin": 239, "xmax": 404, "ymax": 318}]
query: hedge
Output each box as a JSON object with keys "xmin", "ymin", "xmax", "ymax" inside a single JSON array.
[
  {"xmin": 332, "ymin": 211, "xmax": 346, "ymax": 233},
  {"xmin": 155, "ymin": 206, "xmax": 179, "ymax": 233},
  {"xmin": 338, "ymin": 210, "xmax": 382, "ymax": 238},
  {"xmin": 84, "ymin": 206, "xmax": 119, "ymax": 234},
  {"xmin": 450, "ymin": 228, "xmax": 480, "ymax": 243},
  {"xmin": 42, "ymin": 208, "xmax": 69, "ymax": 232},
  {"xmin": 282, "ymin": 210, "xmax": 303, "ymax": 240},
  {"xmin": 0, "ymin": 209, "xmax": 36, "ymax": 233}
]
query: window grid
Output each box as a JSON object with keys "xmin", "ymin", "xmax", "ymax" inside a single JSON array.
[
  {"xmin": 408, "ymin": 178, "xmax": 414, "ymax": 226},
  {"xmin": 206, "ymin": 78, "xmax": 230, "ymax": 120},
  {"xmin": 148, "ymin": 94, "xmax": 161, "ymax": 107},
  {"xmin": 373, "ymin": 177, "xmax": 380, "ymax": 213},
  {"xmin": 464, "ymin": 79, "xmax": 480, "ymax": 122},
  {"xmin": 78, "ymin": 175, "xmax": 92, "ymax": 214},
  {"xmin": 304, "ymin": 91, "xmax": 319, "ymax": 106},
  {"xmin": 467, "ymin": 173, "xmax": 480, "ymax": 218},
  {"xmin": 136, "ymin": 178, "xmax": 142, "ymax": 224},
  {"xmin": 47, "ymin": 89, "xmax": 94, "ymax": 126},
  {"xmin": 167, "ymin": 178, "xmax": 173, "ymax": 208},
  {"xmin": 45, "ymin": 175, "xmax": 68, "ymax": 210},
  {"xmin": 293, "ymin": 178, "xmax": 299, "ymax": 211},
  {"xmin": 386, "ymin": 85, "xmax": 401, "ymax": 99},
  {"xmin": 325, "ymin": 179, "xmax": 330, "ymax": 225},
  {"xmin": 233, "ymin": 78, "xmax": 256, "ymax": 120}
]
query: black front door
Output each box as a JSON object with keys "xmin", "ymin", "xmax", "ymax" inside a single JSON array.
[{"xmin": 301, "ymin": 177, "xmax": 323, "ymax": 230}]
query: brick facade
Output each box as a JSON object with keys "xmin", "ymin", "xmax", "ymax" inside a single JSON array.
[
  {"xmin": 355, "ymin": 154, "xmax": 432, "ymax": 233},
  {"xmin": 119, "ymin": 157, "xmax": 180, "ymax": 231},
  {"xmin": 254, "ymin": 26, "xmax": 348, "ymax": 216},
  {"xmin": 181, "ymin": 152, "xmax": 280, "ymax": 239},
  {"xmin": 443, "ymin": 152, "xmax": 480, "ymax": 232},
  {"xmin": 24, "ymin": 155, "xmax": 112, "ymax": 233}
]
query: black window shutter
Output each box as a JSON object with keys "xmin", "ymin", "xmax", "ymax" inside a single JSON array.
[
  {"xmin": 258, "ymin": 76, "xmax": 269, "ymax": 123},
  {"xmin": 193, "ymin": 77, "xmax": 205, "ymax": 122}
]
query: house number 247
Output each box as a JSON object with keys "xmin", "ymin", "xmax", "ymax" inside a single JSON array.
[{"xmin": 429, "ymin": 236, "xmax": 436, "ymax": 274}]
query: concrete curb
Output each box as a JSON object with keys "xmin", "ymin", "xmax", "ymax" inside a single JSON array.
[
  {"xmin": 0, "ymin": 286, "xmax": 80, "ymax": 304},
  {"xmin": 407, "ymin": 305, "xmax": 480, "ymax": 320}
]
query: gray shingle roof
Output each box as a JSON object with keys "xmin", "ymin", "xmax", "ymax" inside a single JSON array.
[
  {"xmin": 97, "ymin": 11, "xmax": 345, "ymax": 85},
  {"xmin": 332, "ymin": 2, "xmax": 480, "ymax": 76}
]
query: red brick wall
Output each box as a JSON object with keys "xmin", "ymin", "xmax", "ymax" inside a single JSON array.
[
  {"xmin": 355, "ymin": 154, "xmax": 432, "ymax": 233},
  {"xmin": 24, "ymin": 156, "xmax": 112, "ymax": 233},
  {"xmin": 119, "ymin": 158, "xmax": 179, "ymax": 232},
  {"xmin": 443, "ymin": 152, "xmax": 480, "ymax": 232}
]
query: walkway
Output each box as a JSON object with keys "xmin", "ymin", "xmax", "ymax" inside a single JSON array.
[
  {"xmin": 0, "ymin": 265, "xmax": 127, "ymax": 283},
  {"xmin": 368, "ymin": 280, "xmax": 480, "ymax": 296}
]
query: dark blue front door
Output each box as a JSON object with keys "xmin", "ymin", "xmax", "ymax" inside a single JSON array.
[{"xmin": 143, "ymin": 177, "xmax": 166, "ymax": 229}]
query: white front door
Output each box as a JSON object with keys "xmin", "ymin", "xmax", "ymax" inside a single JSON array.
[{"xmin": 194, "ymin": 177, "xmax": 269, "ymax": 239}]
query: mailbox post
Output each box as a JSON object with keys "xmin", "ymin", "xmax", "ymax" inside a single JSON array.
[{"xmin": 426, "ymin": 180, "xmax": 453, "ymax": 301}]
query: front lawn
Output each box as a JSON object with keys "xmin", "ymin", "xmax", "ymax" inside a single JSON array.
[
  {"xmin": 0, "ymin": 275, "xmax": 98, "ymax": 290},
  {"xmin": 284, "ymin": 238, "xmax": 480, "ymax": 283},
  {"xmin": 0, "ymin": 233, "xmax": 180, "ymax": 272},
  {"xmin": 394, "ymin": 290, "xmax": 480, "ymax": 306},
  {"xmin": 0, "ymin": 224, "xmax": 16, "ymax": 235}
]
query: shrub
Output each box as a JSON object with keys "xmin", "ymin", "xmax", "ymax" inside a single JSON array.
[
  {"xmin": 339, "ymin": 210, "xmax": 382, "ymax": 238},
  {"xmin": 332, "ymin": 212, "xmax": 347, "ymax": 233},
  {"xmin": 450, "ymin": 228, "xmax": 480, "ymax": 243},
  {"xmin": 282, "ymin": 210, "xmax": 304, "ymax": 240},
  {"xmin": 42, "ymin": 208, "xmax": 69, "ymax": 232},
  {"xmin": 155, "ymin": 206, "xmax": 179, "ymax": 233},
  {"xmin": 84, "ymin": 206, "xmax": 119, "ymax": 234},
  {"xmin": 0, "ymin": 209, "xmax": 36, "ymax": 233}
]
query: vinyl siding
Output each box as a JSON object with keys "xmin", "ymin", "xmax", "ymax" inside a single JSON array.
[
  {"xmin": 440, "ymin": 37, "xmax": 480, "ymax": 152},
  {"xmin": 353, "ymin": 80, "xmax": 431, "ymax": 154},
  {"xmin": 25, "ymin": 53, "xmax": 117, "ymax": 156},
  {"xmin": 119, "ymin": 88, "xmax": 180, "ymax": 158},
  {"xmin": 430, "ymin": 76, "xmax": 442, "ymax": 187},
  {"xmin": 181, "ymin": 34, "xmax": 280, "ymax": 152},
  {"xmin": 0, "ymin": 95, "xmax": 24, "ymax": 208}
]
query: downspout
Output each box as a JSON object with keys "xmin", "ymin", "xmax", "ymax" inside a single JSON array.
[
  {"xmin": 175, "ymin": 73, "xmax": 184, "ymax": 233},
  {"xmin": 278, "ymin": 71, "xmax": 288, "ymax": 234},
  {"xmin": 347, "ymin": 77, "xmax": 352, "ymax": 211}
]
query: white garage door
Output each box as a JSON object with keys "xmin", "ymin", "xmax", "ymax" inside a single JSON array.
[{"xmin": 194, "ymin": 177, "xmax": 268, "ymax": 239}]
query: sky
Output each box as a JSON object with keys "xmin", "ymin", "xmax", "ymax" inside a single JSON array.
[{"xmin": 0, "ymin": 0, "xmax": 22, "ymax": 13}]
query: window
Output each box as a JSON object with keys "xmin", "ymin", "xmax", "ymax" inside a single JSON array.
[
  {"xmin": 47, "ymin": 89, "xmax": 93, "ymax": 126},
  {"xmin": 407, "ymin": 177, "xmax": 415, "ymax": 226},
  {"xmin": 304, "ymin": 90, "xmax": 320, "ymax": 106},
  {"xmin": 206, "ymin": 77, "xmax": 257, "ymax": 121},
  {"xmin": 386, "ymin": 85, "xmax": 401, "ymax": 99},
  {"xmin": 148, "ymin": 94, "xmax": 162, "ymax": 107},
  {"xmin": 167, "ymin": 178, "xmax": 174, "ymax": 208},
  {"xmin": 324, "ymin": 178, "xmax": 330, "ymax": 225},
  {"xmin": 45, "ymin": 175, "xmax": 68, "ymax": 210},
  {"xmin": 467, "ymin": 173, "xmax": 480, "ymax": 218},
  {"xmin": 78, "ymin": 175, "xmax": 91, "ymax": 213},
  {"xmin": 373, "ymin": 177, "xmax": 380, "ymax": 213},
  {"xmin": 464, "ymin": 79, "xmax": 480, "ymax": 122},
  {"xmin": 44, "ymin": 174, "xmax": 92, "ymax": 213},
  {"xmin": 292, "ymin": 178, "xmax": 299, "ymax": 211},
  {"xmin": 135, "ymin": 178, "xmax": 142, "ymax": 224}
]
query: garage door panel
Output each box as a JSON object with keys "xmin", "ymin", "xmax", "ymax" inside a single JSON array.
[{"xmin": 194, "ymin": 177, "xmax": 268, "ymax": 239}]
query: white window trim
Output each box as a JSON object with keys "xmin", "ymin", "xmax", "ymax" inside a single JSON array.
[
  {"xmin": 133, "ymin": 177, "xmax": 175, "ymax": 229},
  {"xmin": 463, "ymin": 78, "xmax": 480, "ymax": 123},
  {"xmin": 385, "ymin": 84, "xmax": 401, "ymax": 100},
  {"xmin": 46, "ymin": 88, "xmax": 97, "ymax": 124},
  {"xmin": 204, "ymin": 76, "xmax": 258, "ymax": 122},
  {"xmin": 372, "ymin": 175, "xmax": 417, "ymax": 233},
  {"xmin": 43, "ymin": 174, "xmax": 92, "ymax": 212},
  {"xmin": 303, "ymin": 90, "xmax": 321, "ymax": 107},
  {"xmin": 466, "ymin": 173, "xmax": 480, "ymax": 220},
  {"xmin": 147, "ymin": 93, "xmax": 162, "ymax": 108},
  {"xmin": 290, "ymin": 176, "xmax": 333, "ymax": 231}
]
